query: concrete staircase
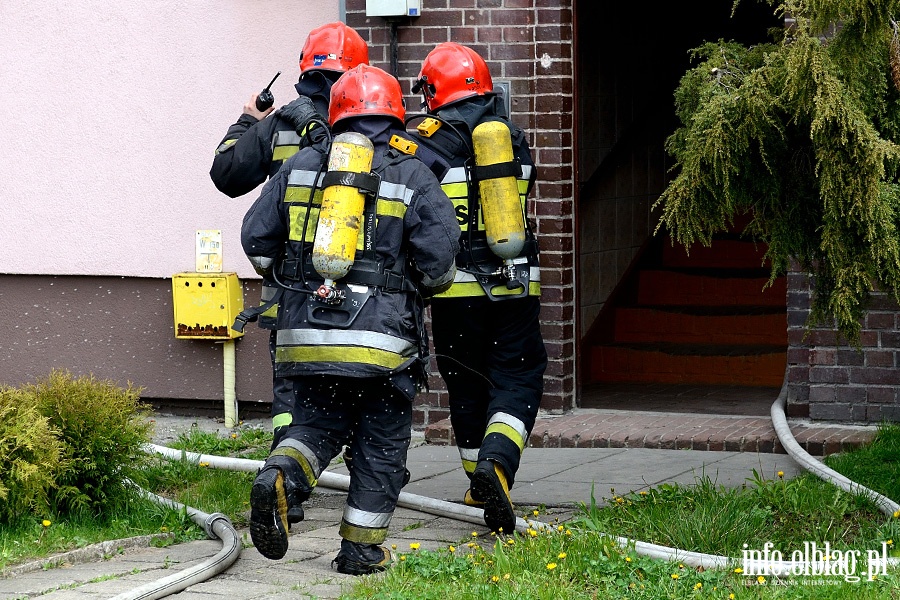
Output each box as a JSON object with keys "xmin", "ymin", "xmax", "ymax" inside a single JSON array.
[{"xmin": 584, "ymin": 231, "xmax": 787, "ymax": 387}]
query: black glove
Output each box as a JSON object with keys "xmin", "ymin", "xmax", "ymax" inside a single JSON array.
[{"xmin": 277, "ymin": 96, "xmax": 319, "ymax": 135}]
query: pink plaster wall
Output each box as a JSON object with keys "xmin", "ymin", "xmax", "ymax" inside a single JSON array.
[{"xmin": 0, "ymin": 1, "xmax": 337, "ymax": 279}]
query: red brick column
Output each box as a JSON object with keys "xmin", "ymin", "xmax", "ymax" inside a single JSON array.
[{"xmin": 344, "ymin": 1, "xmax": 576, "ymax": 426}]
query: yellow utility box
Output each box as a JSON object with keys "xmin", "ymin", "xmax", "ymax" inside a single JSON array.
[{"xmin": 172, "ymin": 272, "xmax": 244, "ymax": 339}]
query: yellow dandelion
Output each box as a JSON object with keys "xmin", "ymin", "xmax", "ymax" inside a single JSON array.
[
  {"xmin": 733, "ymin": 567, "xmax": 743, "ymax": 574},
  {"xmin": 546, "ymin": 562, "xmax": 557, "ymax": 570},
  {"xmin": 679, "ymin": 564, "xmax": 684, "ymax": 569},
  {"xmin": 199, "ymin": 461, "xmax": 210, "ymax": 467},
  {"xmin": 391, "ymin": 544, "xmax": 397, "ymax": 550},
  {"xmin": 231, "ymin": 433, "xmax": 237, "ymax": 439},
  {"xmin": 777, "ymin": 470, "xmax": 784, "ymax": 478},
  {"xmin": 629, "ymin": 582, "xmax": 635, "ymax": 589},
  {"xmin": 694, "ymin": 582, "xmax": 702, "ymax": 590},
  {"xmin": 670, "ymin": 573, "xmax": 679, "ymax": 580},
  {"xmin": 730, "ymin": 595, "xmax": 736, "ymax": 599},
  {"xmin": 160, "ymin": 526, "xmax": 168, "ymax": 532},
  {"xmin": 557, "ymin": 525, "xmax": 564, "ymax": 532},
  {"xmin": 507, "ymin": 539, "xmax": 515, "ymax": 545},
  {"xmin": 471, "ymin": 531, "xmax": 478, "ymax": 538},
  {"xmin": 639, "ymin": 490, "xmax": 648, "ymax": 496},
  {"xmin": 533, "ymin": 509, "xmax": 540, "ymax": 516},
  {"xmin": 528, "ymin": 529, "xmax": 538, "ymax": 537},
  {"xmin": 42, "ymin": 520, "xmax": 51, "ymax": 527},
  {"xmin": 467, "ymin": 542, "xmax": 477, "ymax": 548},
  {"xmin": 565, "ymin": 529, "xmax": 572, "ymax": 536},
  {"xmin": 895, "ymin": 510, "xmax": 900, "ymax": 519},
  {"xmin": 409, "ymin": 542, "xmax": 420, "ymax": 550},
  {"xmin": 558, "ymin": 552, "xmax": 567, "ymax": 559},
  {"xmin": 625, "ymin": 556, "xmax": 632, "ymax": 563},
  {"xmin": 504, "ymin": 573, "xmax": 510, "ymax": 580},
  {"xmin": 888, "ymin": 540, "xmax": 894, "ymax": 547},
  {"xmin": 491, "ymin": 575, "xmax": 499, "ymax": 582},
  {"xmin": 757, "ymin": 576, "xmax": 766, "ymax": 584},
  {"xmin": 400, "ymin": 555, "xmax": 406, "ymax": 561},
  {"xmin": 449, "ymin": 545, "xmax": 456, "ymax": 553}
]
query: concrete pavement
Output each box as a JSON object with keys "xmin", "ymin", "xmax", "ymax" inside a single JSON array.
[{"xmin": 0, "ymin": 413, "xmax": 830, "ymax": 599}]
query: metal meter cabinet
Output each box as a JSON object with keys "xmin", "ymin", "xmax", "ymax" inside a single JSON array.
[{"xmin": 172, "ymin": 272, "xmax": 244, "ymax": 339}]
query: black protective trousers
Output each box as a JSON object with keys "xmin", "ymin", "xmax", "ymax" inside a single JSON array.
[
  {"xmin": 430, "ymin": 295, "xmax": 547, "ymax": 488},
  {"xmin": 278, "ymin": 373, "xmax": 413, "ymax": 543}
]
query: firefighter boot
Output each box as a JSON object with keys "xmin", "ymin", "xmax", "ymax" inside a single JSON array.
[
  {"xmin": 332, "ymin": 539, "xmax": 393, "ymax": 575},
  {"xmin": 250, "ymin": 456, "xmax": 313, "ymax": 560},
  {"xmin": 471, "ymin": 460, "xmax": 516, "ymax": 534}
]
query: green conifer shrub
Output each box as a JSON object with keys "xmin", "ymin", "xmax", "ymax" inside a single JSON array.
[
  {"xmin": 657, "ymin": 0, "xmax": 900, "ymax": 346},
  {"xmin": 0, "ymin": 387, "xmax": 66, "ymax": 524},
  {"xmin": 26, "ymin": 370, "xmax": 153, "ymax": 514}
]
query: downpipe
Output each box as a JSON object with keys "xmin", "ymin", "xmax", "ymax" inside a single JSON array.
[{"xmin": 141, "ymin": 382, "xmax": 900, "ymax": 582}]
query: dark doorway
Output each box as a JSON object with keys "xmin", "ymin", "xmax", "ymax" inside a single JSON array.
[{"xmin": 575, "ymin": 1, "xmax": 786, "ymax": 413}]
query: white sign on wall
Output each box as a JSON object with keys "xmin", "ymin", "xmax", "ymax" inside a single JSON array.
[{"xmin": 196, "ymin": 229, "xmax": 223, "ymax": 273}]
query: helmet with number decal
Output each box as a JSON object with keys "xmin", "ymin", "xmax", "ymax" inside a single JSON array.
[{"xmin": 299, "ymin": 22, "xmax": 369, "ymax": 74}]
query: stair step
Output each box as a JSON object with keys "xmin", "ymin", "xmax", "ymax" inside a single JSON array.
[
  {"xmin": 613, "ymin": 306, "xmax": 787, "ymax": 345},
  {"xmin": 589, "ymin": 343, "xmax": 786, "ymax": 387},
  {"xmin": 661, "ymin": 239, "xmax": 770, "ymax": 269},
  {"xmin": 637, "ymin": 270, "xmax": 786, "ymax": 306}
]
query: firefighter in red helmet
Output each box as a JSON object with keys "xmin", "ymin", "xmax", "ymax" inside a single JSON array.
[
  {"xmin": 209, "ymin": 22, "xmax": 367, "ymax": 499},
  {"xmin": 240, "ymin": 64, "xmax": 459, "ymax": 575},
  {"xmin": 411, "ymin": 42, "xmax": 548, "ymax": 535}
]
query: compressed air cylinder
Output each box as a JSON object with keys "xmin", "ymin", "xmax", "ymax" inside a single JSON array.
[
  {"xmin": 472, "ymin": 121, "xmax": 526, "ymax": 260},
  {"xmin": 312, "ymin": 132, "xmax": 375, "ymax": 282}
]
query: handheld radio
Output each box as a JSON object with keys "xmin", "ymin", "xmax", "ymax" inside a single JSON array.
[{"xmin": 255, "ymin": 71, "xmax": 282, "ymax": 111}]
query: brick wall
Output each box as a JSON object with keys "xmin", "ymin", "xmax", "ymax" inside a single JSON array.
[
  {"xmin": 787, "ymin": 268, "xmax": 900, "ymax": 422},
  {"xmin": 344, "ymin": 1, "xmax": 576, "ymax": 426}
]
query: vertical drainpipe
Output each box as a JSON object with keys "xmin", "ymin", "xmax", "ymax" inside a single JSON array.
[{"xmin": 223, "ymin": 339, "xmax": 238, "ymax": 428}]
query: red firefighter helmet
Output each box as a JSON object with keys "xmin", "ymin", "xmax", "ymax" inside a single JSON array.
[
  {"xmin": 299, "ymin": 22, "xmax": 369, "ymax": 74},
  {"xmin": 329, "ymin": 64, "xmax": 405, "ymax": 125},
  {"xmin": 413, "ymin": 42, "xmax": 493, "ymax": 111}
]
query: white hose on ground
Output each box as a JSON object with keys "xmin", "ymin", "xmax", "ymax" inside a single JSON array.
[
  {"xmin": 144, "ymin": 386, "xmax": 900, "ymax": 578},
  {"xmin": 770, "ymin": 384, "xmax": 900, "ymax": 518},
  {"xmin": 109, "ymin": 485, "xmax": 241, "ymax": 600}
]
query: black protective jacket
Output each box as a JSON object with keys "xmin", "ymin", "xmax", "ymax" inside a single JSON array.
[
  {"xmin": 210, "ymin": 72, "xmax": 336, "ymax": 199},
  {"xmin": 410, "ymin": 95, "xmax": 540, "ymax": 300},
  {"xmin": 241, "ymin": 118, "xmax": 460, "ymax": 381}
]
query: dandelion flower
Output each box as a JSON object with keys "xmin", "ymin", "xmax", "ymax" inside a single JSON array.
[
  {"xmin": 449, "ymin": 545, "xmax": 456, "ymax": 553},
  {"xmin": 199, "ymin": 461, "xmax": 210, "ymax": 467},
  {"xmin": 400, "ymin": 555, "xmax": 406, "ymax": 561},
  {"xmin": 557, "ymin": 525, "xmax": 564, "ymax": 532},
  {"xmin": 391, "ymin": 544, "xmax": 397, "ymax": 550},
  {"xmin": 546, "ymin": 562, "xmax": 557, "ymax": 570},
  {"xmin": 895, "ymin": 511, "xmax": 900, "ymax": 519},
  {"xmin": 729, "ymin": 595, "xmax": 735, "ymax": 599},
  {"xmin": 888, "ymin": 540, "xmax": 894, "ymax": 547},
  {"xmin": 694, "ymin": 582, "xmax": 702, "ymax": 590},
  {"xmin": 528, "ymin": 529, "xmax": 538, "ymax": 538},
  {"xmin": 231, "ymin": 433, "xmax": 237, "ymax": 439},
  {"xmin": 504, "ymin": 573, "xmax": 510, "ymax": 580},
  {"xmin": 507, "ymin": 539, "xmax": 515, "ymax": 546},
  {"xmin": 670, "ymin": 573, "xmax": 679, "ymax": 580},
  {"xmin": 42, "ymin": 520, "xmax": 51, "ymax": 527},
  {"xmin": 471, "ymin": 532, "xmax": 478, "ymax": 538},
  {"xmin": 639, "ymin": 491, "xmax": 648, "ymax": 496},
  {"xmin": 565, "ymin": 529, "xmax": 572, "ymax": 536},
  {"xmin": 777, "ymin": 470, "xmax": 784, "ymax": 478},
  {"xmin": 558, "ymin": 552, "xmax": 567, "ymax": 559},
  {"xmin": 533, "ymin": 509, "xmax": 540, "ymax": 516},
  {"xmin": 625, "ymin": 556, "xmax": 632, "ymax": 563},
  {"xmin": 410, "ymin": 542, "xmax": 420, "ymax": 550},
  {"xmin": 491, "ymin": 575, "xmax": 500, "ymax": 582},
  {"xmin": 733, "ymin": 567, "xmax": 743, "ymax": 574},
  {"xmin": 757, "ymin": 576, "xmax": 766, "ymax": 584},
  {"xmin": 160, "ymin": 526, "xmax": 168, "ymax": 533}
]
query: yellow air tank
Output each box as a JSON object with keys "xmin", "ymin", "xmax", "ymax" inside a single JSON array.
[
  {"xmin": 472, "ymin": 121, "xmax": 526, "ymax": 260},
  {"xmin": 312, "ymin": 131, "xmax": 375, "ymax": 283}
]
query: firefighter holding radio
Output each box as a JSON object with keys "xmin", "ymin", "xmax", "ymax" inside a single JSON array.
[
  {"xmin": 410, "ymin": 42, "xmax": 548, "ymax": 536},
  {"xmin": 239, "ymin": 64, "xmax": 459, "ymax": 575},
  {"xmin": 211, "ymin": 22, "xmax": 368, "ymax": 476}
]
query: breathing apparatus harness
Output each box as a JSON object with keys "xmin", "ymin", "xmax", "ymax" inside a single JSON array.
[
  {"xmin": 405, "ymin": 108, "xmax": 539, "ymax": 301},
  {"xmin": 233, "ymin": 119, "xmax": 422, "ymax": 339}
]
